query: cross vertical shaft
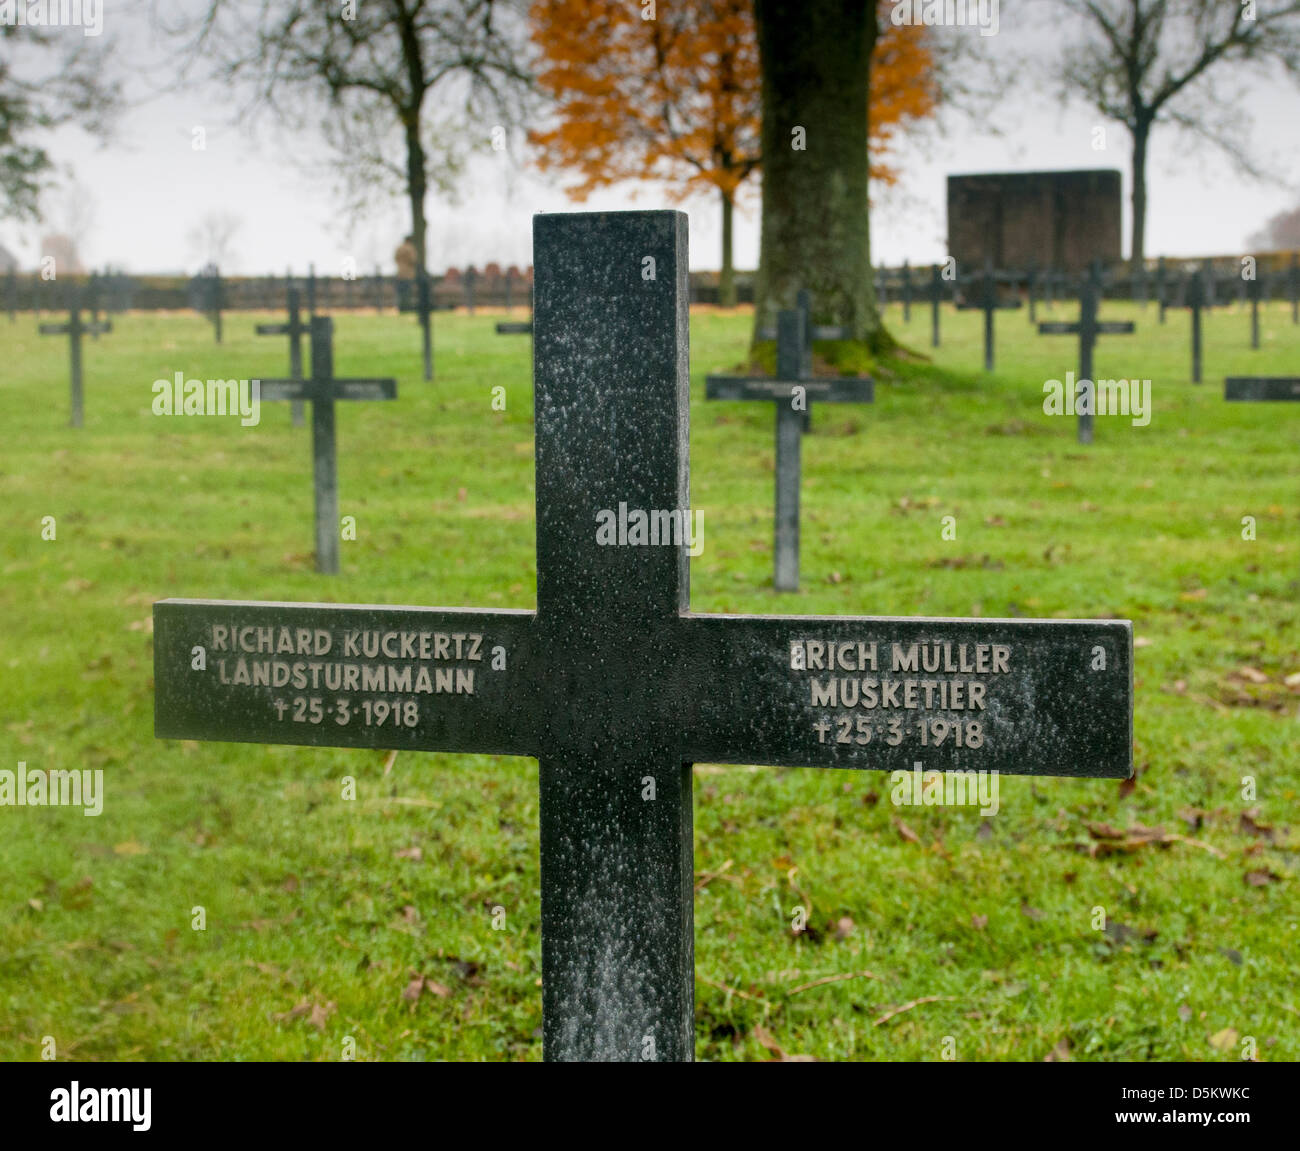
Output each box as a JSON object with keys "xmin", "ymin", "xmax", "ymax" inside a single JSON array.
[
  {"xmin": 774, "ymin": 308, "xmax": 803, "ymax": 592},
  {"xmin": 532, "ymin": 212, "xmax": 695, "ymax": 1062},
  {"xmin": 310, "ymin": 317, "xmax": 340, "ymax": 575}
]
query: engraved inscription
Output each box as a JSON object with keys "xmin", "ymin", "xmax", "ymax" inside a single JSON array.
[
  {"xmin": 790, "ymin": 639, "xmax": 1019, "ymax": 753},
  {"xmin": 203, "ymin": 623, "xmax": 493, "ymax": 730}
]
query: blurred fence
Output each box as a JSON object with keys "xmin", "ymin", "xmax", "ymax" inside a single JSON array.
[
  {"xmin": 2, "ymin": 267, "xmax": 759, "ymax": 314},
  {"xmin": 5, "ymin": 255, "xmax": 1295, "ymax": 316}
]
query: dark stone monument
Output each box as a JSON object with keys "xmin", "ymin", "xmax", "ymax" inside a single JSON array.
[
  {"xmin": 256, "ymin": 316, "xmax": 397, "ymax": 573},
  {"xmin": 948, "ymin": 170, "xmax": 1122, "ymax": 273},
  {"xmin": 152, "ymin": 210, "xmax": 1133, "ymax": 1063},
  {"xmin": 39, "ymin": 293, "xmax": 112, "ymax": 428},
  {"xmin": 255, "ymin": 284, "xmax": 308, "ymax": 428},
  {"xmin": 709, "ymin": 306, "xmax": 873, "ymax": 591},
  {"xmin": 956, "ymin": 259, "xmax": 1022, "ymax": 372},
  {"xmin": 1037, "ymin": 266, "xmax": 1136, "ymax": 444}
]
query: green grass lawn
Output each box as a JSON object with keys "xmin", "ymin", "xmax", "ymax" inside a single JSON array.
[{"xmin": 1, "ymin": 296, "xmax": 1296, "ymax": 1062}]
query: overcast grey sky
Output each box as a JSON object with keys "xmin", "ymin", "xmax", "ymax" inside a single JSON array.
[{"xmin": 3, "ymin": 4, "xmax": 1298, "ymax": 276}]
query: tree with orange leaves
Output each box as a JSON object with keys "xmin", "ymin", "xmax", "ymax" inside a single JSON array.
[{"xmin": 529, "ymin": 0, "xmax": 935, "ymax": 308}]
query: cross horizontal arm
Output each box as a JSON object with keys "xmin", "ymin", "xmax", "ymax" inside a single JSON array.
[
  {"xmin": 676, "ymin": 613, "xmax": 1131, "ymax": 778},
  {"xmin": 496, "ymin": 322, "xmax": 532, "ymax": 334},
  {"xmin": 956, "ymin": 301, "xmax": 1023, "ymax": 311},
  {"xmin": 38, "ymin": 324, "xmax": 71, "ymax": 335},
  {"xmin": 154, "ymin": 599, "xmax": 538, "ymax": 755},
  {"xmin": 1225, "ymin": 377, "xmax": 1300, "ymax": 401},
  {"xmin": 257, "ymin": 379, "xmax": 397, "ymax": 402},
  {"xmin": 1037, "ymin": 322, "xmax": 1080, "ymax": 335},
  {"xmin": 1095, "ymin": 322, "xmax": 1136, "ymax": 334},
  {"xmin": 705, "ymin": 375, "xmax": 874, "ymax": 403},
  {"xmin": 255, "ymin": 323, "xmax": 291, "ymax": 335}
]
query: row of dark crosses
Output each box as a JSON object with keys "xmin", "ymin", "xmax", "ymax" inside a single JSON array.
[
  {"xmin": 1036, "ymin": 263, "xmax": 1136, "ymax": 444},
  {"xmin": 154, "ymin": 210, "xmax": 1133, "ymax": 1062},
  {"xmin": 255, "ymin": 316, "xmax": 397, "ymax": 574},
  {"xmin": 707, "ymin": 298, "xmax": 871, "ymax": 591},
  {"xmin": 38, "ymin": 290, "xmax": 112, "ymax": 428},
  {"xmin": 255, "ymin": 274, "xmax": 315, "ymax": 428}
]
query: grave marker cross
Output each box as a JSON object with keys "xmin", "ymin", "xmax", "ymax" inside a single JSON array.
[
  {"xmin": 710, "ymin": 306, "xmax": 872, "ymax": 590},
  {"xmin": 755, "ymin": 287, "xmax": 854, "ymax": 430},
  {"xmin": 153, "ymin": 211, "xmax": 1133, "ymax": 1063},
  {"xmin": 256, "ymin": 315, "xmax": 397, "ymax": 573},
  {"xmin": 955, "ymin": 260, "xmax": 1022, "ymax": 371},
  {"xmin": 255, "ymin": 285, "xmax": 308, "ymax": 427},
  {"xmin": 39, "ymin": 297, "xmax": 112, "ymax": 428},
  {"xmin": 1036, "ymin": 273, "xmax": 1136, "ymax": 444},
  {"xmin": 1225, "ymin": 376, "xmax": 1300, "ymax": 403}
]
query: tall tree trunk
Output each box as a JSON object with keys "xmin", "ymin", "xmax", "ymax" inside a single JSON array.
[
  {"xmin": 1129, "ymin": 116, "xmax": 1151, "ymax": 271},
  {"xmin": 753, "ymin": 0, "xmax": 882, "ymax": 350},
  {"xmin": 719, "ymin": 188, "xmax": 736, "ymax": 308},
  {"xmin": 405, "ymin": 113, "xmax": 433, "ymax": 381}
]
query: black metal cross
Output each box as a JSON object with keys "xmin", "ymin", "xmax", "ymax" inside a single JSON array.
[
  {"xmin": 1225, "ymin": 376, "xmax": 1300, "ymax": 403},
  {"xmin": 955, "ymin": 259, "xmax": 1022, "ymax": 371},
  {"xmin": 153, "ymin": 211, "xmax": 1132, "ymax": 1062},
  {"xmin": 707, "ymin": 308, "xmax": 873, "ymax": 591},
  {"xmin": 256, "ymin": 316, "xmax": 397, "ymax": 574},
  {"xmin": 1181, "ymin": 266, "xmax": 1207, "ymax": 384},
  {"xmin": 255, "ymin": 284, "xmax": 309, "ymax": 428},
  {"xmin": 39, "ymin": 296, "xmax": 112, "ymax": 428},
  {"xmin": 755, "ymin": 287, "xmax": 854, "ymax": 432},
  {"xmin": 496, "ymin": 321, "xmax": 533, "ymax": 335},
  {"xmin": 1036, "ymin": 269, "xmax": 1136, "ymax": 444}
]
